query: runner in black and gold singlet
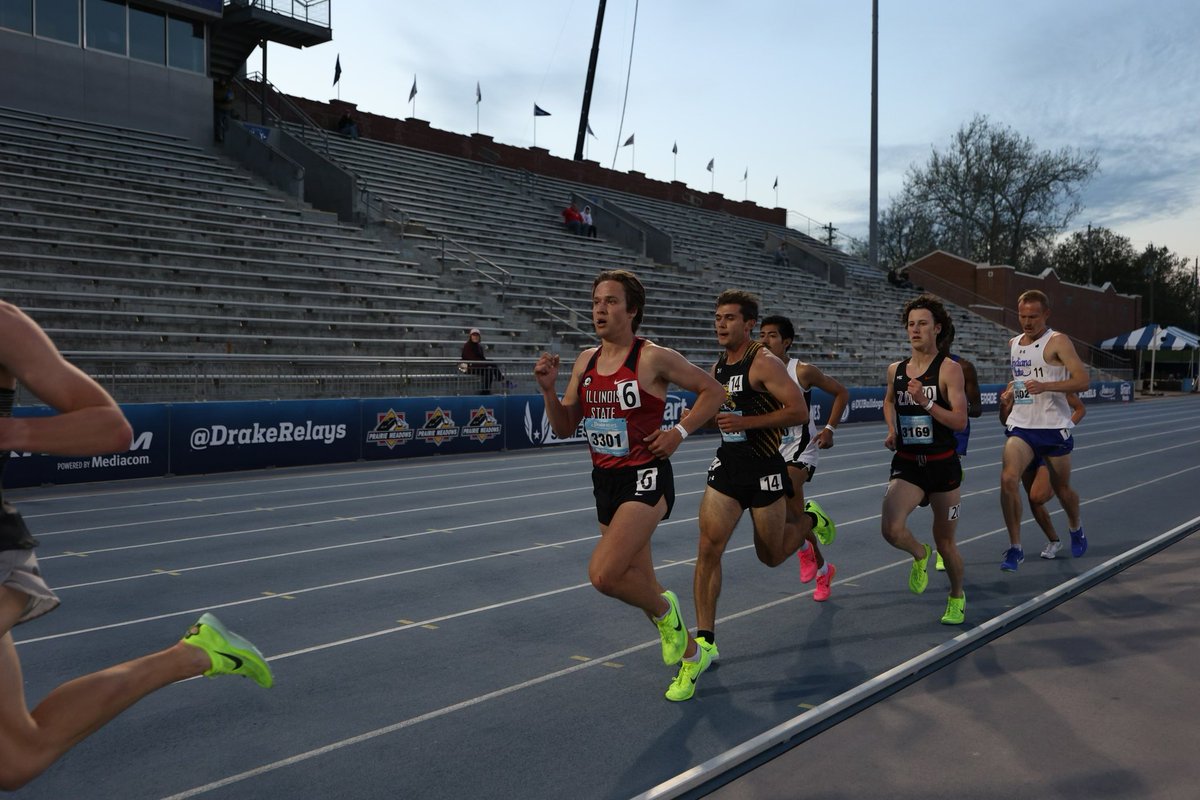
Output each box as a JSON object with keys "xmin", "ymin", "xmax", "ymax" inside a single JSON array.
[{"xmin": 689, "ymin": 290, "xmax": 810, "ymax": 672}]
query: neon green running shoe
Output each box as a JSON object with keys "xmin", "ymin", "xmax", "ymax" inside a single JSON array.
[
  {"xmin": 935, "ymin": 551, "xmax": 946, "ymax": 572},
  {"xmin": 909, "ymin": 544, "xmax": 931, "ymax": 595},
  {"xmin": 665, "ymin": 644, "xmax": 713, "ymax": 702},
  {"xmin": 655, "ymin": 590, "xmax": 687, "ymax": 665},
  {"xmin": 940, "ymin": 593, "xmax": 966, "ymax": 625},
  {"xmin": 804, "ymin": 499, "xmax": 836, "ymax": 545},
  {"xmin": 183, "ymin": 612, "xmax": 274, "ymax": 689},
  {"xmin": 695, "ymin": 635, "xmax": 719, "ymax": 664}
]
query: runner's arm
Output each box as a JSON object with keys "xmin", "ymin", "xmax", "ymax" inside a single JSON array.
[
  {"xmin": 0, "ymin": 302, "xmax": 132, "ymax": 456},
  {"xmin": 960, "ymin": 357, "xmax": 983, "ymax": 418},
  {"xmin": 883, "ymin": 362, "xmax": 898, "ymax": 450},
  {"xmin": 936, "ymin": 359, "xmax": 969, "ymax": 433},
  {"xmin": 642, "ymin": 346, "xmax": 723, "ymax": 457},
  {"xmin": 534, "ymin": 350, "xmax": 586, "ymax": 438},
  {"xmin": 798, "ymin": 363, "xmax": 848, "ymax": 448},
  {"xmin": 1067, "ymin": 392, "xmax": 1086, "ymax": 425}
]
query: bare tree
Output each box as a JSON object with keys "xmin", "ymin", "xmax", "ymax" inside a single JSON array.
[{"xmin": 882, "ymin": 115, "xmax": 1098, "ymax": 270}]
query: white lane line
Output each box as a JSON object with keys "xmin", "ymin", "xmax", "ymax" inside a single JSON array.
[
  {"xmin": 31, "ymin": 415, "xmax": 1200, "ymax": 534},
  {"xmin": 21, "ymin": 455, "xmax": 1200, "ymax": 645},
  {"xmin": 156, "ymin": 478, "xmax": 1200, "ymax": 800}
]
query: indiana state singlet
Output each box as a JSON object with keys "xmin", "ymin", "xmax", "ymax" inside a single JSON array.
[
  {"xmin": 714, "ymin": 341, "xmax": 784, "ymax": 461},
  {"xmin": 781, "ymin": 357, "xmax": 817, "ymax": 464},
  {"xmin": 892, "ymin": 353, "xmax": 957, "ymax": 456},
  {"xmin": 1008, "ymin": 328, "xmax": 1073, "ymax": 430},
  {"xmin": 579, "ymin": 338, "xmax": 666, "ymax": 469}
]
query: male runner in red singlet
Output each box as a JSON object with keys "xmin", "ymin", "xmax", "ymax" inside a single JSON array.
[
  {"xmin": 0, "ymin": 300, "xmax": 271, "ymax": 790},
  {"xmin": 533, "ymin": 270, "xmax": 724, "ymax": 701}
]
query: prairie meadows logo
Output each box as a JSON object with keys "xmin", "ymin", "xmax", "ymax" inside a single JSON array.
[
  {"xmin": 367, "ymin": 409, "xmax": 414, "ymax": 449},
  {"xmin": 415, "ymin": 407, "xmax": 460, "ymax": 446},
  {"xmin": 461, "ymin": 406, "xmax": 502, "ymax": 443}
]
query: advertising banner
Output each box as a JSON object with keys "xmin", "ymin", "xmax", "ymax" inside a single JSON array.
[
  {"xmin": 4, "ymin": 404, "xmax": 169, "ymax": 488},
  {"xmin": 360, "ymin": 396, "xmax": 506, "ymax": 460},
  {"xmin": 170, "ymin": 399, "xmax": 359, "ymax": 475}
]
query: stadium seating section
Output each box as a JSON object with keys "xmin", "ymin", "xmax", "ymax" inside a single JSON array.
[{"xmin": 0, "ymin": 105, "xmax": 1015, "ymax": 402}]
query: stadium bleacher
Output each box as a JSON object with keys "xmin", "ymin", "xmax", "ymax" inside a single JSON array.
[{"xmin": 1, "ymin": 103, "xmax": 1018, "ymax": 402}]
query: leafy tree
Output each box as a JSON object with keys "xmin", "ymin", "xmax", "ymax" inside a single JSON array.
[
  {"xmin": 1039, "ymin": 226, "xmax": 1137, "ymax": 287},
  {"xmin": 877, "ymin": 115, "xmax": 1098, "ymax": 271},
  {"xmin": 1137, "ymin": 245, "xmax": 1195, "ymax": 328}
]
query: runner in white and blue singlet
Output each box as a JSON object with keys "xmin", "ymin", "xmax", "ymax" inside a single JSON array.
[{"xmin": 998, "ymin": 289, "xmax": 1091, "ymax": 572}]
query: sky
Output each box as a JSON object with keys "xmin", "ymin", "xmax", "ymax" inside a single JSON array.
[{"xmin": 252, "ymin": 0, "xmax": 1200, "ymax": 263}]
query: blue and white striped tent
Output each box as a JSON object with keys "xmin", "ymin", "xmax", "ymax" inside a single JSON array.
[{"xmin": 1098, "ymin": 324, "xmax": 1199, "ymax": 351}]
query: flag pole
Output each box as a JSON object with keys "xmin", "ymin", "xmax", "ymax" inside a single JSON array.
[{"xmin": 632, "ymin": 141, "xmax": 636, "ymax": 172}]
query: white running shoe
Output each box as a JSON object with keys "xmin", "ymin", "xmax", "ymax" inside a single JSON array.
[{"xmin": 1040, "ymin": 540, "xmax": 1064, "ymax": 559}]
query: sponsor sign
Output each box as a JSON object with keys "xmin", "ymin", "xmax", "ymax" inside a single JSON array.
[
  {"xmin": 360, "ymin": 397, "xmax": 505, "ymax": 460},
  {"xmin": 171, "ymin": 399, "xmax": 358, "ymax": 475},
  {"xmin": 4, "ymin": 404, "xmax": 168, "ymax": 488}
]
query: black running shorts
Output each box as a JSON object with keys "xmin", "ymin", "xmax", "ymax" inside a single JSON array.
[
  {"xmin": 591, "ymin": 459, "xmax": 675, "ymax": 526},
  {"xmin": 707, "ymin": 453, "xmax": 793, "ymax": 510},
  {"xmin": 888, "ymin": 453, "xmax": 962, "ymax": 496}
]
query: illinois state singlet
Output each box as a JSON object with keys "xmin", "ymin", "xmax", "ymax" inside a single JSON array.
[{"xmin": 578, "ymin": 338, "xmax": 666, "ymax": 469}]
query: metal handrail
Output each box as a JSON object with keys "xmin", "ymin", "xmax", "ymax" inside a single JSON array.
[
  {"xmin": 229, "ymin": 0, "xmax": 331, "ymax": 27},
  {"xmin": 542, "ymin": 297, "xmax": 590, "ymax": 337},
  {"xmin": 234, "ymin": 72, "xmax": 330, "ymax": 155},
  {"xmin": 357, "ymin": 184, "xmax": 407, "ymax": 234},
  {"xmin": 436, "ymin": 236, "xmax": 512, "ymax": 300}
]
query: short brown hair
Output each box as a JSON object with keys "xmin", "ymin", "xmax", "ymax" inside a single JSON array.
[
  {"xmin": 1017, "ymin": 289, "xmax": 1049, "ymax": 310},
  {"xmin": 901, "ymin": 293, "xmax": 953, "ymax": 351},
  {"xmin": 716, "ymin": 289, "xmax": 760, "ymax": 322},
  {"xmin": 593, "ymin": 269, "xmax": 645, "ymax": 333}
]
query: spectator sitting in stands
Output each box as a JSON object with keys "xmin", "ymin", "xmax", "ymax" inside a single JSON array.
[
  {"xmin": 888, "ymin": 267, "xmax": 916, "ymax": 290},
  {"xmin": 774, "ymin": 242, "xmax": 790, "ymax": 267},
  {"xmin": 337, "ymin": 112, "xmax": 360, "ymax": 139},
  {"xmin": 582, "ymin": 205, "xmax": 598, "ymax": 238},
  {"xmin": 561, "ymin": 203, "xmax": 583, "ymax": 235},
  {"xmin": 460, "ymin": 328, "xmax": 505, "ymax": 395}
]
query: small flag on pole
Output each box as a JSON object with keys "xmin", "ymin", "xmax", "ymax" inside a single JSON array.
[
  {"xmin": 743, "ymin": 167, "xmax": 748, "ymax": 181},
  {"xmin": 623, "ymin": 134, "xmax": 635, "ymax": 147},
  {"xmin": 534, "ymin": 104, "xmax": 550, "ymax": 117},
  {"xmin": 333, "ymin": 55, "xmax": 341, "ymax": 86},
  {"xmin": 475, "ymin": 82, "xmax": 481, "ymax": 104},
  {"xmin": 706, "ymin": 158, "xmax": 715, "ymax": 172},
  {"xmin": 408, "ymin": 76, "xmax": 418, "ymax": 102},
  {"xmin": 586, "ymin": 121, "xmax": 596, "ymax": 137},
  {"xmin": 672, "ymin": 141, "xmax": 678, "ymax": 155},
  {"xmin": 773, "ymin": 176, "xmax": 778, "ymax": 190}
]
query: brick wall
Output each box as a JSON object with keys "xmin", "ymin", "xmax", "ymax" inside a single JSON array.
[{"xmin": 905, "ymin": 250, "xmax": 1141, "ymax": 344}]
